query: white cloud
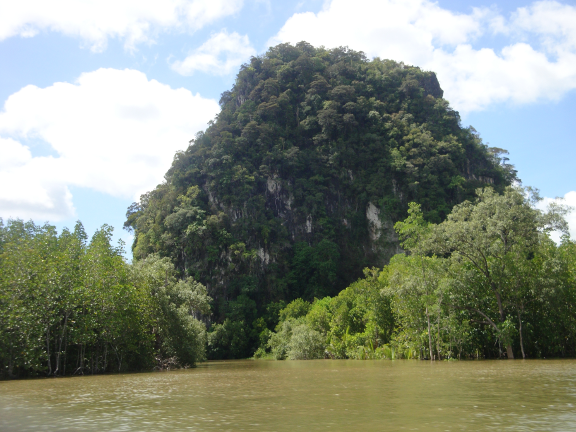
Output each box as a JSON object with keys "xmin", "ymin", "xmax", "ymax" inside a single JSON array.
[
  {"xmin": 0, "ymin": 68, "xmax": 220, "ymax": 221},
  {"xmin": 0, "ymin": 137, "xmax": 74, "ymax": 220},
  {"xmin": 270, "ymin": 0, "xmax": 576, "ymax": 115},
  {"xmin": 538, "ymin": 191, "xmax": 576, "ymax": 243},
  {"xmin": 0, "ymin": 137, "xmax": 31, "ymax": 170},
  {"xmin": 171, "ymin": 30, "xmax": 256, "ymax": 76},
  {"xmin": 510, "ymin": 1, "xmax": 576, "ymax": 55},
  {"xmin": 0, "ymin": 0, "xmax": 244, "ymax": 52}
]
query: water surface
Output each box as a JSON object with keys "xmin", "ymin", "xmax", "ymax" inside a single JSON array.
[{"xmin": 1, "ymin": 360, "xmax": 575, "ymax": 431}]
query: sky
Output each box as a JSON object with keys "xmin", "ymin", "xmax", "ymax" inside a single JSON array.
[{"xmin": 1, "ymin": 0, "xmax": 576, "ymax": 253}]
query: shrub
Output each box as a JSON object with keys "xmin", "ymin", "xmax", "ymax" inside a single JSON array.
[{"xmin": 288, "ymin": 324, "xmax": 325, "ymax": 360}]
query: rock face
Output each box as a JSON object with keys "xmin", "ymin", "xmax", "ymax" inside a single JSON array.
[
  {"xmin": 366, "ymin": 202, "xmax": 382, "ymax": 241},
  {"xmin": 126, "ymin": 42, "xmax": 513, "ymax": 316}
]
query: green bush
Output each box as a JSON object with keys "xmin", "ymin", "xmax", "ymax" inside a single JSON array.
[
  {"xmin": 207, "ymin": 319, "xmax": 250, "ymax": 359},
  {"xmin": 268, "ymin": 318, "xmax": 326, "ymax": 360},
  {"xmin": 287, "ymin": 324, "xmax": 325, "ymax": 360},
  {"xmin": 268, "ymin": 319, "xmax": 296, "ymax": 360},
  {"xmin": 278, "ymin": 299, "xmax": 312, "ymax": 325}
]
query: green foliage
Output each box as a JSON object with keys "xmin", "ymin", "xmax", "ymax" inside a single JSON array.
[
  {"xmin": 393, "ymin": 202, "xmax": 430, "ymax": 253},
  {"xmin": 278, "ymin": 298, "xmax": 311, "ymax": 324},
  {"xmin": 262, "ymin": 300, "xmax": 286, "ymax": 329},
  {"xmin": 131, "ymin": 254, "xmax": 211, "ymax": 366},
  {"xmin": 268, "ymin": 318, "xmax": 299, "ymax": 360},
  {"xmin": 207, "ymin": 319, "xmax": 250, "ymax": 359},
  {"xmin": 268, "ymin": 317, "xmax": 324, "ymax": 360},
  {"xmin": 288, "ymin": 240, "xmax": 340, "ymax": 299},
  {"xmin": 263, "ymin": 186, "xmax": 576, "ymax": 361},
  {"xmin": 306, "ymin": 297, "xmax": 333, "ymax": 335},
  {"xmin": 287, "ymin": 324, "xmax": 325, "ymax": 360},
  {"xmin": 323, "ymin": 269, "xmax": 394, "ymax": 358},
  {"xmin": 0, "ymin": 219, "xmax": 209, "ymax": 378},
  {"xmin": 126, "ymin": 42, "xmax": 512, "ymax": 346},
  {"xmin": 382, "ymin": 187, "xmax": 576, "ymax": 359},
  {"xmin": 265, "ymin": 268, "xmax": 394, "ymax": 360}
]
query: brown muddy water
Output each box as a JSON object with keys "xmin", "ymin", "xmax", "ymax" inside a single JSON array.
[{"xmin": 1, "ymin": 359, "xmax": 575, "ymax": 431}]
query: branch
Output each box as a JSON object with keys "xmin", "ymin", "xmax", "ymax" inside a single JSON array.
[
  {"xmin": 471, "ymin": 319, "xmax": 492, "ymax": 325},
  {"xmin": 448, "ymin": 303, "xmax": 499, "ymax": 332}
]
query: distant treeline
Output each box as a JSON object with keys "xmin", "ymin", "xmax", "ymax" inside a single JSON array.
[{"xmin": 1, "ymin": 186, "xmax": 575, "ymax": 378}]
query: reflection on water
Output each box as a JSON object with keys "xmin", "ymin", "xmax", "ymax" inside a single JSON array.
[{"xmin": 1, "ymin": 360, "xmax": 575, "ymax": 431}]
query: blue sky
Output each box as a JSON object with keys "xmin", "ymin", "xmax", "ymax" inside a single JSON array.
[{"xmin": 1, "ymin": 0, "xmax": 576, "ymax": 253}]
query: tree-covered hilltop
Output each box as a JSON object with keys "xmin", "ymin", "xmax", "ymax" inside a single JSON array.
[{"xmin": 125, "ymin": 42, "xmax": 515, "ymax": 354}]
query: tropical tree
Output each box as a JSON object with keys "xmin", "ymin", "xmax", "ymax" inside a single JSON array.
[
  {"xmin": 392, "ymin": 202, "xmax": 438, "ymax": 359},
  {"xmin": 384, "ymin": 254, "xmax": 447, "ymax": 359},
  {"xmin": 429, "ymin": 186, "xmax": 570, "ymax": 358},
  {"xmin": 131, "ymin": 254, "xmax": 211, "ymax": 366}
]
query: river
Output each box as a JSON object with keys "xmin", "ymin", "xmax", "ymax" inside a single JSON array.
[{"xmin": 1, "ymin": 359, "xmax": 575, "ymax": 431}]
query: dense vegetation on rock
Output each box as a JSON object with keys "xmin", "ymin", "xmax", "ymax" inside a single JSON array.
[{"xmin": 125, "ymin": 43, "xmax": 514, "ymax": 358}]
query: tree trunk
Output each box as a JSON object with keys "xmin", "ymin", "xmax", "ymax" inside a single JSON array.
[
  {"xmin": 46, "ymin": 325, "xmax": 52, "ymax": 376},
  {"xmin": 495, "ymin": 290, "xmax": 514, "ymax": 359},
  {"xmin": 54, "ymin": 314, "xmax": 68, "ymax": 376},
  {"xmin": 495, "ymin": 290, "xmax": 505, "ymax": 322},
  {"xmin": 517, "ymin": 310, "xmax": 526, "ymax": 359},
  {"xmin": 420, "ymin": 256, "xmax": 433, "ymax": 361},
  {"xmin": 436, "ymin": 312, "xmax": 442, "ymax": 360},
  {"xmin": 103, "ymin": 344, "xmax": 108, "ymax": 372},
  {"xmin": 8, "ymin": 348, "xmax": 14, "ymax": 378},
  {"xmin": 425, "ymin": 307, "xmax": 433, "ymax": 360},
  {"xmin": 506, "ymin": 344, "xmax": 514, "ymax": 359}
]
